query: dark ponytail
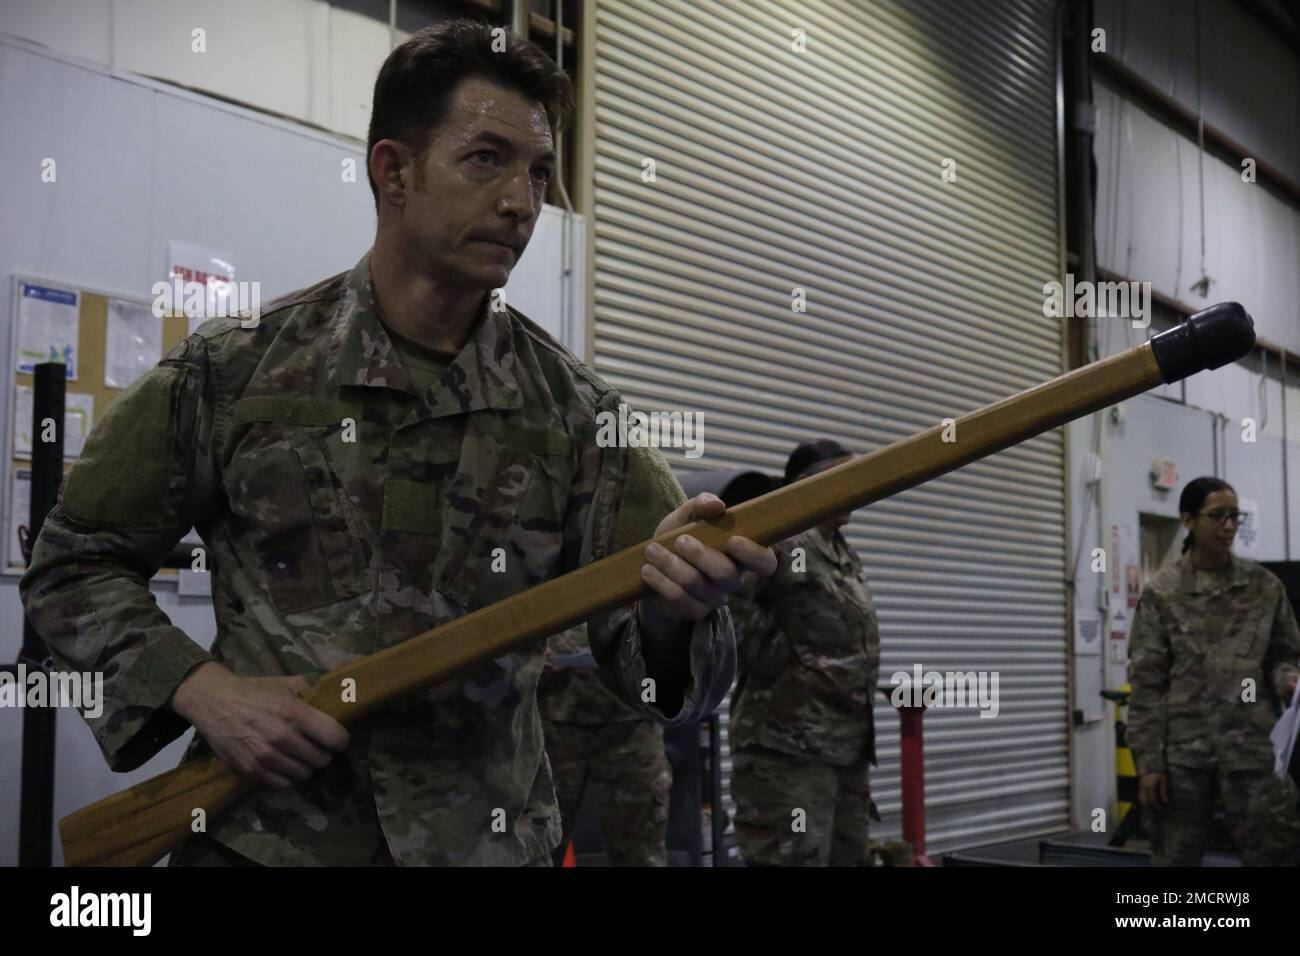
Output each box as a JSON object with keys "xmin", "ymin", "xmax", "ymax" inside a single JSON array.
[{"xmin": 1179, "ymin": 476, "xmax": 1235, "ymax": 554}]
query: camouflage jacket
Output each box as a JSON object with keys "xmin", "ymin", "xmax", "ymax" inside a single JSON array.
[
  {"xmin": 1126, "ymin": 555, "xmax": 1300, "ymax": 775},
  {"xmin": 20, "ymin": 251, "xmax": 735, "ymax": 866},
  {"xmin": 728, "ymin": 527, "xmax": 879, "ymax": 767},
  {"xmin": 538, "ymin": 625, "xmax": 647, "ymax": 725}
]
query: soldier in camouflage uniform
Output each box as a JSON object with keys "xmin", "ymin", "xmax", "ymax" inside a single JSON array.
[
  {"xmin": 728, "ymin": 440, "xmax": 880, "ymax": 866},
  {"xmin": 19, "ymin": 22, "xmax": 776, "ymax": 867},
  {"xmin": 538, "ymin": 624, "xmax": 672, "ymax": 866},
  {"xmin": 1127, "ymin": 476, "xmax": 1300, "ymax": 866}
]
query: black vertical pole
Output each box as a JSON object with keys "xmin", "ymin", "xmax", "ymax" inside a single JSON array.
[
  {"xmin": 708, "ymin": 714, "xmax": 726, "ymax": 866},
  {"xmin": 18, "ymin": 361, "xmax": 65, "ymax": 867}
]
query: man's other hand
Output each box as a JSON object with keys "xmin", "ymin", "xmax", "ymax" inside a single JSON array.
[{"xmin": 169, "ymin": 662, "xmax": 350, "ymax": 789}]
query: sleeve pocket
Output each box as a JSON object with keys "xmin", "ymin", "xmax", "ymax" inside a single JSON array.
[{"xmin": 62, "ymin": 363, "xmax": 197, "ymax": 531}]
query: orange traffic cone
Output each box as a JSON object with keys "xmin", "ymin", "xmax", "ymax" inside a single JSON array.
[{"xmin": 562, "ymin": 840, "xmax": 576, "ymax": 867}]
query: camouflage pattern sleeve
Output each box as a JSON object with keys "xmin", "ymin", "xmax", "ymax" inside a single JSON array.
[
  {"xmin": 19, "ymin": 333, "xmax": 223, "ymax": 771},
  {"xmin": 1263, "ymin": 579, "xmax": 1300, "ymax": 701},
  {"xmin": 566, "ymin": 390, "xmax": 735, "ymax": 726},
  {"xmin": 728, "ymin": 542, "xmax": 794, "ymax": 682},
  {"xmin": 537, "ymin": 623, "xmax": 642, "ymax": 724},
  {"xmin": 1125, "ymin": 589, "xmax": 1171, "ymax": 777}
]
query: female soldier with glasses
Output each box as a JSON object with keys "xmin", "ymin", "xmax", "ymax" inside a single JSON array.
[{"xmin": 1127, "ymin": 476, "xmax": 1300, "ymax": 865}]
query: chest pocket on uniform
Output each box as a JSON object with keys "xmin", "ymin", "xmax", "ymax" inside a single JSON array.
[
  {"xmin": 785, "ymin": 576, "xmax": 861, "ymax": 661},
  {"xmin": 1167, "ymin": 602, "xmax": 1209, "ymax": 685},
  {"xmin": 1228, "ymin": 588, "xmax": 1272, "ymax": 664},
  {"xmin": 429, "ymin": 415, "xmax": 570, "ymax": 611},
  {"xmin": 840, "ymin": 567, "xmax": 875, "ymax": 615},
  {"xmin": 845, "ymin": 567, "xmax": 881, "ymax": 661},
  {"xmin": 228, "ymin": 403, "xmax": 370, "ymax": 616}
]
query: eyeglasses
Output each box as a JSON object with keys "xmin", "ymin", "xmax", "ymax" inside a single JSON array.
[{"xmin": 1197, "ymin": 510, "xmax": 1247, "ymax": 526}]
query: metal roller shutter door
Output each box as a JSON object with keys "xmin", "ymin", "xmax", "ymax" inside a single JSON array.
[{"xmin": 593, "ymin": 0, "xmax": 1067, "ymax": 854}]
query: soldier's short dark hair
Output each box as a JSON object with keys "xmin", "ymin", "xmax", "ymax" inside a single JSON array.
[
  {"xmin": 365, "ymin": 19, "xmax": 576, "ymax": 210},
  {"xmin": 784, "ymin": 438, "xmax": 852, "ymax": 486}
]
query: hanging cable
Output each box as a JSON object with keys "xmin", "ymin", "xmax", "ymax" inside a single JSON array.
[
  {"xmin": 1190, "ymin": 0, "xmax": 1213, "ymax": 298},
  {"xmin": 1258, "ymin": 351, "xmax": 1270, "ymax": 433},
  {"xmin": 553, "ymin": 3, "xmax": 575, "ymax": 216},
  {"xmin": 554, "ymin": 2, "xmax": 577, "ymax": 352}
]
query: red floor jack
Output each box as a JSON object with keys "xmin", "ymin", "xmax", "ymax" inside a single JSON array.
[{"xmin": 896, "ymin": 700, "xmax": 934, "ymax": 867}]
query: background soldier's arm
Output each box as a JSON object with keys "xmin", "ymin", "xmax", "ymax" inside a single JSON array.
[
  {"xmin": 19, "ymin": 335, "xmax": 221, "ymax": 772},
  {"xmin": 1125, "ymin": 591, "xmax": 1171, "ymax": 776},
  {"xmin": 1263, "ymin": 579, "xmax": 1300, "ymax": 700},
  {"xmin": 728, "ymin": 543, "xmax": 794, "ymax": 682}
]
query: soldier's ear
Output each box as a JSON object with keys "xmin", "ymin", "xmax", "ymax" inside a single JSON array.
[{"xmin": 370, "ymin": 140, "xmax": 413, "ymax": 209}]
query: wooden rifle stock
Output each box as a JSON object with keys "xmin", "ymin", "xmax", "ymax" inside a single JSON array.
[{"xmin": 58, "ymin": 303, "xmax": 1254, "ymax": 866}]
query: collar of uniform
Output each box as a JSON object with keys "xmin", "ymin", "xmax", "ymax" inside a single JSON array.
[
  {"xmin": 1177, "ymin": 553, "xmax": 1250, "ymax": 594},
  {"xmin": 331, "ymin": 251, "xmax": 523, "ymax": 417},
  {"xmin": 808, "ymin": 526, "xmax": 845, "ymax": 567}
]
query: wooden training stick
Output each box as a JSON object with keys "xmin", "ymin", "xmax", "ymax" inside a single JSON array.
[{"xmin": 59, "ymin": 302, "xmax": 1255, "ymax": 866}]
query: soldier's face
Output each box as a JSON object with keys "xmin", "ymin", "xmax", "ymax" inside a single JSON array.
[
  {"xmin": 407, "ymin": 77, "xmax": 555, "ymax": 290},
  {"xmin": 1187, "ymin": 489, "xmax": 1240, "ymax": 557}
]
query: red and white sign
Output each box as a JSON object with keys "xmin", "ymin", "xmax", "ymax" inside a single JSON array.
[
  {"xmin": 167, "ymin": 239, "xmax": 236, "ymax": 332},
  {"xmin": 1150, "ymin": 457, "xmax": 1178, "ymax": 491}
]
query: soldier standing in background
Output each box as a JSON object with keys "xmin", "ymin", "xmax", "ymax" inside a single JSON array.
[
  {"xmin": 727, "ymin": 439, "xmax": 880, "ymax": 866},
  {"xmin": 538, "ymin": 624, "xmax": 672, "ymax": 866},
  {"xmin": 1128, "ymin": 476, "xmax": 1300, "ymax": 866}
]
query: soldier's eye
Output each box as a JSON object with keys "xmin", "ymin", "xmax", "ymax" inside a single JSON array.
[{"xmin": 1202, "ymin": 510, "xmax": 1246, "ymax": 524}]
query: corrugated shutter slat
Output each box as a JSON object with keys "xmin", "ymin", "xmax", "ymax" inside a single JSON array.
[{"xmin": 594, "ymin": 0, "xmax": 1065, "ymax": 856}]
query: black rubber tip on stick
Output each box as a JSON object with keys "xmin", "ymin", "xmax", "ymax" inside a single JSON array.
[{"xmin": 1150, "ymin": 302, "xmax": 1256, "ymax": 384}]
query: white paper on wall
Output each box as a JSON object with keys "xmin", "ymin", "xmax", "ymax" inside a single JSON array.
[
  {"xmin": 8, "ymin": 469, "xmax": 30, "ymax": 569},
  {"xmin": 12, "ymin": 387, "xmax": 94, "ymax": 460},
  {"xmin": 105, "ymin": 298, "xmax": 162, "ymax": 389},
  {"xmin": 1074, "ymin": 610, "xmax": 1102, "ymax": 657},
  {"xmin": 1235, "ymin": 496, "xmax": 1260, "ymax": 556},
  {"xmin": 17, "ymin": 283, "xmax": 79, "ymax": 380},
  {"xmin": 167, "ymin": 239, "xmax": 236, "ymax": 331}
]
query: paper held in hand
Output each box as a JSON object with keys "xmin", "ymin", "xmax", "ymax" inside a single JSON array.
[{"xmin": 1270, "ymin": 681, "xmax": 1300, "ymax": 780}]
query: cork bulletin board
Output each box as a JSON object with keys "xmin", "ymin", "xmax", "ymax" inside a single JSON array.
[{"xmin": 4, "ymin": 274, "xmax": 190, "ymax": 575}]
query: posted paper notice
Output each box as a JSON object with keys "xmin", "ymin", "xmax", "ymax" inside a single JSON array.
[
  {"xmin": 105, "ymin": 298, "xmax": 162, "ymax": 389},
  {"xmin": 17, "ymin": 283, "xmax": 78, "ymax": 380},
  {"xmin": 12, "ymin": 386, "xmax": 94, "ymax": 460}
]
